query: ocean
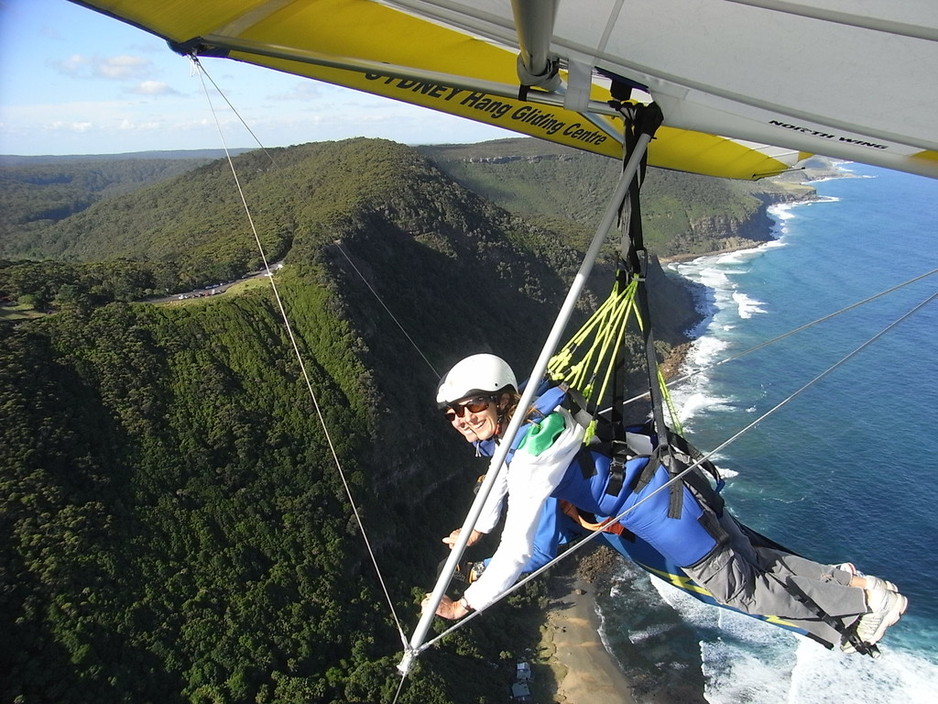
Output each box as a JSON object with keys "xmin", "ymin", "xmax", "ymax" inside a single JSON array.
[{"xmin": 593, "ymin": 163, "xmax": 938, "ymax": 703}]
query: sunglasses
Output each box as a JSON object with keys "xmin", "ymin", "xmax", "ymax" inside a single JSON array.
[{"xmin": 443, "ymin": 396, "xmax": 494, "ymax": 421}]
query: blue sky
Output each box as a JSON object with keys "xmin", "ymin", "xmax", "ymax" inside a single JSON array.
[{"xmin": 0, "ymin": 0, "xmax": 515, "ymax": 156}]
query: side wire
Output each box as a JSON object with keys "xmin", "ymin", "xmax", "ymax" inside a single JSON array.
[
  {"xmin": 192, "ymin": 57, "xmax": 411, "ymax": 653},
  {"xmin": 333, "ymin": 241, "xmax": 441, "ymax": 378},
  {"xmin": 619, "ymin": 267, "xmax": 938, "ymax": 409},
  {"xmin": 197, "ymin": 57, "xmax": 439, "ymax": 383}
]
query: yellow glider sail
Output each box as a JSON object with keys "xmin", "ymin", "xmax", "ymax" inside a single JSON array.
[
  {"xmin": 66, "ymin": 0, "xmax": 798, "ymax": 179},
  {"xmin": 69, "ymin": 0, "xmax": 938, "ymax": 180}
]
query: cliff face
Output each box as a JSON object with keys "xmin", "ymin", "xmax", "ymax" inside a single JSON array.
[
  {"xmin": 670, "ymin": 203, "xmax": 777, "ymax": 256},
  {"xmin": 422, "ymin": 139, "xmax": 820, "ymax": 264},
  {"xmin": 647, "ymin": 255, "xmax": 707, "ymax": 341}
]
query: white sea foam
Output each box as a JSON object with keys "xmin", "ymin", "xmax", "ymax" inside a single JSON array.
[
  {"xmin": 627, "ymin": 623, "xmax": 671, "ymax": 644},
  {"xmin": 700, "ymin": 638, "xmax": 794, "ymax": 704},
  {"xmin": 644, "ymin": 575, "xmax": 938, "ymax": 704},
  {"xmin": 783, "ymin": 638, "xmax": 938, "ymax": 704},
  {"xmin": 677, "ymin": 391, "xmax": 735, "ymax": 426},
  {"xmin": 687, "ymin": 333, "xmax": 730, "ymax": 368},
  {"xmin": 667, "ymin": 255, "xmax": 746, "ymax": 428},
  {"xmin": 713, "ymin": 464, "xmax": 738, "ymax": 479},
  {"xmin": 593, "ymin": 595, "xmax": 616, "ymax": 660},
  {"xmin": 768, "ymin": 202, "xmax": 797, "ymax": 220},
  {"xmin": 732, "ymin": 291, "xmax": 766, "ymax": 319}
]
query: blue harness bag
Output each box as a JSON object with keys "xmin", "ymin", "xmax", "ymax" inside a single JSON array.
[{"xmin": 476, "ymin": 385, "xmax": 724, "ymax": 568}]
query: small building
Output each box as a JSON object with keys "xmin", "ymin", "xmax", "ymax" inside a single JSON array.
[
  {"xmin": 511, "ymin": 680, "xmax": 532, "ymax": 702},
  {"xmin": 516, "ymin": 661, "xmax": 532, "ymax": 681}
]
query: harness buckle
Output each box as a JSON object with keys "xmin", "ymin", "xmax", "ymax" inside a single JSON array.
[{"xmin": 604, "ymin": 440, "xmax": 631, "ymax": 496}]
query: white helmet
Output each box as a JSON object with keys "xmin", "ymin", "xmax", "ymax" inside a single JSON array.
[{"xmin": 436, "ymin": 354, "xmax": 517, "ymax": 407}]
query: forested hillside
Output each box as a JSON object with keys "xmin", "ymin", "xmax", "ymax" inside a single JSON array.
[
  {"xmin": 420, "ymin": 138, "xmax": 814, "ymax": 256},
  {"xmin": 0, "ymin": 139, "xmax": 632, "ymax": 703},
  {"xmin": 0, "ymin": 138, "xmax": 814, "ymax": 703},
  {"xmin": 0, "ymin": 156, "xmax": 219, "ymax": 258}
]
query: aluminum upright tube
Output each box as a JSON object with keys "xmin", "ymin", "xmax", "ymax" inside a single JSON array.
[{"xmin": 511, "ymin": 0, "xmax": 561, "ymax": 89}]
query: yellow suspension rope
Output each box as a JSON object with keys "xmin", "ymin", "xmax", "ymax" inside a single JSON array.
[{"xmin": 548, "ymin": 271, "xmax": 683, "ymax": 439}]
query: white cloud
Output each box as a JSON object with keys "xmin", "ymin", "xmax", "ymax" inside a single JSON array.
[
  {"xmin": 46, "ymin": 120, "xmax": 94, "ymax": 133},
  {"xmin": 129, "ymin": 80, "xmax": 177, "ymax": 96},
  {"xmin": 51, "ymin": 53, "xmax": 153, "ymax": 80},
  {"xmin": 117, "ymin": 118, "xmax": 163, "ymax": 131},
  {"xmin": 269, "ymin": 82, "xmax": 323, "ymax": 102},
  {"xmin": 55, "ymin": 53, "xmax": 91, "ymax": 76},
  {"xmin": 96, "ymin": 55, "xmax": 151, "ymax": 79}
]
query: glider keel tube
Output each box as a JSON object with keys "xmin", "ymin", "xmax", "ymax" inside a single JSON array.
[{"xmin": 399, "ymin": 105, "xmax": 662, "ymax": 674}]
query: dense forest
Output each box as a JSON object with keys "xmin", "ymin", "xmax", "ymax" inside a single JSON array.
[{"xmin": 0, "ymin": 138, "xmax": 818, "ymax": 703}]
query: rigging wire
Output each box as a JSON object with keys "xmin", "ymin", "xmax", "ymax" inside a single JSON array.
[
  {"xmin": 191, "ymin": 57, "xmax": 410, "ymax": 650},
  {"xmin": 333, "ymin": 241, "xmax": 441, "ymax": 378},
  {"xmin": 392, "ymin": 670, "xmax": 408, "ymax": 704},
  {"xmin": 415, "ymin": 286, "xmax": 938, "ymax": 652},
  {"xmin": 196, "ymin": 56, "xmax": 441, "ymax": 383},
  {"xmin": 618, "ymin": 266, "xmax": 938, "ymax": 409},
  {"xmin": 192, "ymin": 58, "xmax": 281, "ymax": 170}
]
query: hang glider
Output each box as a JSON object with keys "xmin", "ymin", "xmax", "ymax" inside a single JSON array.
[
  {"xmin": 66, "ymin": 0, "xmax": 927, "ymax": 675},
  {"xmin": 68, "ymin": 0, "xmax": 938, "ymax": 182}
]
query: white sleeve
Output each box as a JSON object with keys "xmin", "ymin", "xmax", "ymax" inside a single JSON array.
[
  {"xmin": 463, "ymin": 409, "xmax": 584, "ymax": 611},
  {"xmin": 474, "ymin": 455, "xmax": 509, "ymax": 535}
]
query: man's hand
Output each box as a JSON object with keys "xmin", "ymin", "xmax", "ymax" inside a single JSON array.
[
  {"xmin": 442, "ymin": 528, "xmax": 482, "ymax": 549},
  {"xmin": 422, "ymin": 594, "xmax": 472, "ymax": 620}
]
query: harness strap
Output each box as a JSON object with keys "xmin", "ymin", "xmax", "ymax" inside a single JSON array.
[
  {"xmin": 780, "ymin": 577, "xmax": 879, "ymax": 657},
  {"xmin": 575, "ymin": 446, "xmax": 597, "ymax": 479},
  {"xmin": 604, "ymin": 439, "xmax": 631, "ymax": 496},
  {"xmin": 632, "ymin": 438, "xmax": 725, "ymax": 520},
  {"xmin": 665, "ymin": 431, "xmax": 726, "ymax": 516},
  {"xmin": 618, "ymin": 104, "xmax": 691, "ymax": 516},
  {"xmin": 558, "ymin": 499, "xmax": 633, "ymax": 537},
  {"xmin": 561, "ymin": 384, "xmax": 601, "ymax": 435}
]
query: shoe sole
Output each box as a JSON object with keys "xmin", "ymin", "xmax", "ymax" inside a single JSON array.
[{"xmin": 861, "ymin": 593, "xmax": 908, "ymax": 646}]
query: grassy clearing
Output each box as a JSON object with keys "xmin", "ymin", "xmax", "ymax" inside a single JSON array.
[{"xmin": 0, "ymin": 303, "xmax": 46, "ymax": 321}]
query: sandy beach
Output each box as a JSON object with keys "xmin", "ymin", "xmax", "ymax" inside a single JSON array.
[{"xmin": 538, "ymin": 552, "xmax": 638, "ymax": 704}]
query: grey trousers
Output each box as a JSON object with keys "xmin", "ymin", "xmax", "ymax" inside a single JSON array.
[{"xmin": 682, "ymin": 512, "xmax": 869, "ymax": 647}]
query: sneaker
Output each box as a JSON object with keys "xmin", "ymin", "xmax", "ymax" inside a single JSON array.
[
  {"xmin": 836, "ymin": 563, "xmax": 898, "ymax": 592},
  {"xmin": 840, "ymin": 637, "xmax": 880, "ymax": 657},
  {"xmin": 836, "ymin": 561, "xmax": 857, "ymax": 576},
  {"xmin": 855, "ymin": 586, "xmax": 908, "ymax": 646},
  {"xmin": 866, "ymin": 575, "xmax": 899, "ymax": 592}
]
